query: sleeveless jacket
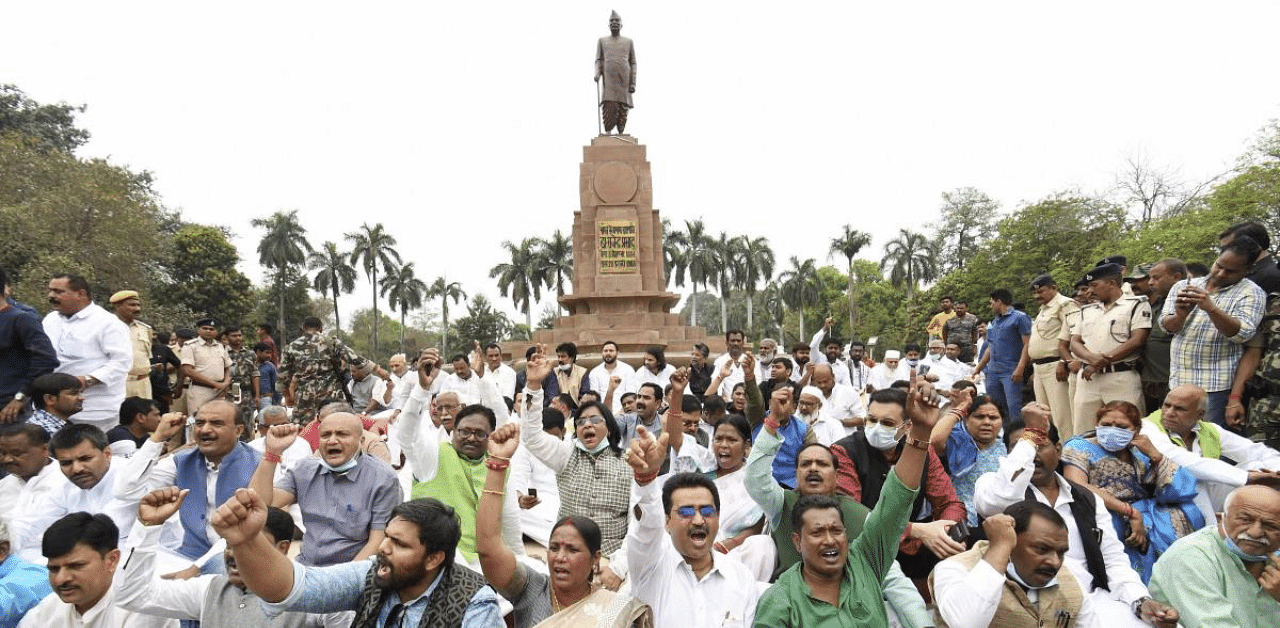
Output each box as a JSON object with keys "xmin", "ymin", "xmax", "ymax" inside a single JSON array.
[
  {"xmin": 350, "ymin": 563, "xmax": 488, "ymax": 628},
  {"xmin": 174, "ymin": 442, "xmax": 260, "ymax": 559},
  {"xmin": 933, "ymin": 541, "xmax": 1086, "ymax": 628}
]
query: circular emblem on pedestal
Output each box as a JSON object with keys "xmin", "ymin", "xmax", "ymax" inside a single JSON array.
[{"xmin": 593, "ymin": 161, "xmax": 639, "ymax": 204}]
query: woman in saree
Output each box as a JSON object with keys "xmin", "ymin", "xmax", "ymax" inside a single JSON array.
[
  {"xmin": 929, "ymin": 390, "xmax": 1002, "ymax": 528},
  {"xmin": 478, "ymin": 422, "xmax": 651, "ymax": 628},
  {"xmin": 1062, "ymin": 400, "xmax": 1203, "ymax": 582},
  {"xmin": 706, "ymin": 414, "xmax": 770, "ymax": 580}
]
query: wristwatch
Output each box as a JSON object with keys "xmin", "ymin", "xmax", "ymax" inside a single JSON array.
[{"xmin": 1130, "ymin": 596, "xmax": 1152, "ymax": 617}]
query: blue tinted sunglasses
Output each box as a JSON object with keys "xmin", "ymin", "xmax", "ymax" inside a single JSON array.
[{"xmin": 676, "ymin": 505, "xmax": 717, "ymax": 519}]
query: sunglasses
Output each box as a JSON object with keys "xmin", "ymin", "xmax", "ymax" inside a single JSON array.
[{"xmin": 675, "ymin": 505, "xmax": 718, "ymax": 519}]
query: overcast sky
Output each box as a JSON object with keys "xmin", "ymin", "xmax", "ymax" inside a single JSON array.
[{"xmin": 7, "ymin": 1, "xmax": 1280, "ymax": 328}]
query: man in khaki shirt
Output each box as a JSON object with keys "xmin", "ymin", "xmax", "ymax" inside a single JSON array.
[
  {"xmin": 180, "ymin": 317, "xmax": 231, "ymax": 413},
  {"xmin": 110, "ymin": 290, "xmax": 152, "ymax": 400},
  {"xmin": 1024, "ymin": 275, "xmax": 1080, "ymax": 438},
  {"xmin": 1069, "ymin": 264, "xmax": 1151, "ymax": 435}
]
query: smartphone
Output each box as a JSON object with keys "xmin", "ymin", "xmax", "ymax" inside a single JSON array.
[{"xmin": 528, "ymin": 488, "xmax": 538, "ymax": 498}]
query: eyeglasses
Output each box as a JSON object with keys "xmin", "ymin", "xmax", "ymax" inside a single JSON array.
[
  {"xmin": 454, "ymin": 428, "xmax": 488, "ymax": 440},
  {"xmin": 578, "ymin": 415, "xmax": 606, "ymax": 426},
  {"xmin": 675, "ymin": 505, "xmax": 717, "ymax": 519}
]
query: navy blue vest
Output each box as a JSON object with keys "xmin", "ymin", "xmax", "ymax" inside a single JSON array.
[{"xmin": 173, "ymin": 442, "xmax": 260, "ymax": 559}]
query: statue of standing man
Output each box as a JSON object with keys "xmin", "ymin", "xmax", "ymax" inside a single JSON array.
[{"xmin": 595, "ymin": 11, "xmax": 636, "ymax": 135}]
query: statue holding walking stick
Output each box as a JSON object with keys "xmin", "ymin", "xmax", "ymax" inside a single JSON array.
[{"xmin": 595, "ymin": 10, "xmax": 636, "ymax": 135}]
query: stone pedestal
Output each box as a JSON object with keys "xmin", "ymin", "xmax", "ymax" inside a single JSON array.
[{"xmin": 515, "ymin": 136, "xmax": 717, "ymax": 364}]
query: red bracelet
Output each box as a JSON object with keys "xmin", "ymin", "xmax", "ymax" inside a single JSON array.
[
  {"xmin": 634, "ymin": 470, "xmax": 659, "ymax": 484},
  {"xmin": 1021, "ymin": 426, "xmax": 1048, "ymax": 445},
  {"xmin": 484, "ymin": 459, "xmax": 510, "ymax": 472},
  {"xmin": 764, "ymin": 417, "xmax": 781, "ymax": 431},
  {"xmin": 263, "ymin": 451, "xmax": 282, "ymax": 464},
  {"xmin": 1229, "ymin": 393, "xmax": 1242, "ymax": 400},
  {"xmin": 950, "ymin": 406, "xmax": 971, "ymax": 420}
]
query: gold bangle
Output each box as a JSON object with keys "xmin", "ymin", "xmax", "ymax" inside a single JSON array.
[
  {"xmin": 482, "ymin": 490, "xmax": 505, "ymax": 497},
  {"xmin": 904, "ymin": 434, "xmax": 930, "ymax": 451}
]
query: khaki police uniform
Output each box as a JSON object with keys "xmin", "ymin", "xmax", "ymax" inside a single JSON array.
[
  {"xmin": 123, "ymin": 319, "xmax": 153, "ymax": 399},
  {"xmin": 181, "ymin": 337, "xmax": 231, "ymax": 412},
  {"xmin": 1030, "ymin": 292, "xmax": 1079, "ymax": 438},
  {"xmin": 1071, "ymin": 295, "xmax": 1151, "ymax": 434}
]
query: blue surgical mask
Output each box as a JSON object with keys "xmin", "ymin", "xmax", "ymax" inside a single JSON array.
[
  {"xmin": 1095, "ymin": 426, "xmax": 1134, "ymax": 452},
  {"xmin": 1222, "ymin": 529, "xmax": 1277, "ymax": 563},
  {"xmin": 907, "ymin": 358, "xmax": 920, "ymax": 367},
  {"xmin": 319, "ymin": 454, "xmax": 359, "ymax": 474},
  {"xmin": 574, "ymin": 438, "xmax": 610, "ymax": 455},
  {"xmin": 1007, "ymin": 562, "xmax": 1059, "ymax": 590}
]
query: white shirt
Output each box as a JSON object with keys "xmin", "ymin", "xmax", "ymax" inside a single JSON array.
[
  {"xmin": 800, "ymin": 411, "xmax": 846, "ymax": 446},
  {"xmin": 346, "ymin": 375, "xmax": 388, "ymax": 411},
  {"xmin": 112, "ymin": 439, "xmax": 225, "ymax": 556},
  {"xmin": 483, "ymin": 362, "xmax": 517, "ymax": 401},
  {"xmin": 819, "ymin": 383, "xmax": 866, "ymax": 437},
  {"xmin": 386, "ymin": 368, "xmax": 418, "ymax": 411},
  {"xmin": 436, "ymin": 372, "xmax": 484, "ymax": 405},
  {"xmin": 807, "ymin": 329, "xmax": 855, "ymax": 388},
  {"xmin": 868, "ymin": 362, "xmax": 911, "ymax": 391},
  {"xmin": 633, "ymin": 363, "xmax": 677, "ymax": 393},
  {"xmin": 923, "ymin": 355, "xmax": 970, "ymax": 390},
  {"xmin": 1141, "ymin": 417, "xmax": 1280, "ymax": 523},
  {"xmin": 627, "ymin": 479, "xmax": 758, "ymax": 628},
  {"xmin": 973, "ymin": 439, "xmax": 1149, "ymax": 605},
  {"xmin": 19, "ymin": 583, "xmax": 176, "ymax": 628},
  {"xmin": 932, "ymin": 552, "xmax": 1100, "ymax": 628},
  {"xmin": 249, "ymin": 435, "xmax": 316, "ymax": 482},
  {"xmin": 12, "ymin": 461, "xmax": 136, "ymax": 563},
  {"xmin": 588, "ymin": 360, "xmax": 637, "ymax": 415},
  {"xmin": 508, "ymin": 443, "xmax": 562, "ymax": 545},
  {"xmin": 710, "ymin": 354, "xmax": 745, "ymax": 398},
  {"xmin": 0, "ymin": 459, "xmax": 67, "ymax": 516},
  {"xmin": 42, "ymin": 303, "xmax": 133, "ymax": 431}
]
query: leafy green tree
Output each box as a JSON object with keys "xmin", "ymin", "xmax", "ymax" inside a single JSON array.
[
  {"xmin": 451, "ymin": 295, "xmax": 514, "ymax": 346},
  {"xmin": 308, "ymin": 241, "xmax": 357, "ymax": 332},
  {"xmin": 536, "ymin": 230, "xmax": 574, "ymax": 310},
  {"xmin": 249, "ymin": 267, "xmax": 315, "ymax": 339},
  {"xmin": 381, "ymin": 262, "xmax": 427, "ymax": 353},
  {"xmin": 929, "ymin": 188, "xmax": 999, "ymax": 273},
  {"xmin": 159, "ymin": 225, "xmax": 255, "ymax": 324},
  {"xmin": 779, "ymin": 256, "xmax": 823, "ymax": 341},
  {"xmin": 426, "ymin": 277, "xmax": 467, "ymax": 357},
  {"xmin": 828, "ymin": 225, "xmax": 872, "ymax": 332},
  {"xmin": 736, "ymin": 235, "xmax": 775, "ymax": 335},
  {"xmin": 490, "ymin": 239, "xmax": 541, "ymax": 331},
  {"xmin": 346, "ymin": 223, "xmax": 401, "ymax": 357},
  {"xmin": 0, "ymin": 84, "xmax": 89, "ymax": 153},
  {"xmin": 251, "ymin": 210, "xmax": 312, "ymax": 338}
]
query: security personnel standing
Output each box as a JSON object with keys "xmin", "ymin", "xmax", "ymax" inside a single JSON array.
[
  {"xmin": 279, "ymin": 316, "xmax": 369, "ymax": 425},
  {"xmin": 181, "ymin": 316, "xmax": 231, "ymax": 413},
  {"xmin": 1025, "ymin": 274, "xmax": 1079, "ymax": 438},
  {"xmin": 1069, "ymin": 263, "xmax": 1151, "ymax": 435},
  {"xmin": 110, "ymin": 290, "xmax": 153, "ymax": 399}
]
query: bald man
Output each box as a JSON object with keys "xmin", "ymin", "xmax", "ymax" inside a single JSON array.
[
  {"xmin": 249, "ymin": 411, "xmax": 402, "ymax": 566},
  {"xmin": 1150, "ymin": 485, "xmax": 1280, "ymax": 627},
  {"xmin": 1140, "ymin": 384, "xmax": 1280, "ymax": 523}
]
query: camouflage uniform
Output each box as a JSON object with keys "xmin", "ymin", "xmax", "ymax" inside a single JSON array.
[
  {"xmin": 228, "ymin": 345, "xmax": 259, "ymax": 414},
  {"xmin": 1247, "ymin": 292, "xmax": 1280, "ymax": 450},
  {"xmin": 278, "ymin": 330, "xmax": 367, "ymax": 424}
]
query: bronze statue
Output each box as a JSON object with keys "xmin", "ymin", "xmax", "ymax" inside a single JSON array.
[{"xmin": 595, "ymin": 11, "xmax": 636, "ymax": 135}]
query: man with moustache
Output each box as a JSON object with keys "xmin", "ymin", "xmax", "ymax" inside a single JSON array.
[
  {"xmin": 789, "ymin": 342, "xmax": 813, "ymax": 384},
  {"xmin": 809, "ymin": 318, "xmax": 855, "ymax": 388},
  {"xmin": 810, "ymin": 364, "xmax": 865, "ymax": 437},
  {"xmin": 212, "ymin": 491, "xmax": 501, "ymax": 628},
  {"xmin": 18, "ymin": 513, "xmax": 174, "ymax": 628},
  {"xmin": 42, "ymin": 274, "xmax": 132, "ymax": 433},
  {"xmin": 943, "ymin": 301, "xmax": 981, "ymax": 364},
  {"xmin": 687, "ymin": 342, "xmax": 715, "ymax": 397},
  {"xmin": 27, "ymin": 373, "xmax": 84, "ymax": 436},
  {"xmin": 588, "ymin": 340, "xmax": 635, "ymax": 415},
  {"xmin": 1149, "ymin": 485, "xmax": 1280, "ymax": 627},
  {"xmin": 118, "ymin": 487, "xmax": 347, "ymax": 627},
  {"xmin": 110, "ymin": 290, "xmax": 153, "ymax": 400},
  {"xmin": 181, "ymin": 318, "xmax": 233, "ymax": 414},
  {"xmin": 476, "ymin": 344, "xmax": 515, "ymax": 403},
  {"xmin": 1026, "ymin": 274, "xmax": 1079, "ymax": 437},
  {"xmin": 0, "ymin": 423, "xmax": 66, "ymax": 521},
  {"xmin": 1141, "ymin": 259, "xmax": 1188, "ymax": 413}
]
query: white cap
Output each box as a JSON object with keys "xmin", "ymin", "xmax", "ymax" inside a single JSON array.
[
  {"xmin": 884, "ymin": 350, "xmax": 902, "ymax": 360},
  {"xmin": 800, "ymin": 386, "xmax": 824, "ymax": 401}
]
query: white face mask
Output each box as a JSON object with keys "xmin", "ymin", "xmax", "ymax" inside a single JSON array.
[{"xmin": 865, "ymin": 422, "xmax": 903, "ymax": 450}]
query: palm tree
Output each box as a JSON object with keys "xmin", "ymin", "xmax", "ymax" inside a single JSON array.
[
  {"xmin": 381, "ymin": 262, "xmax": 427, "ymax": 352},
  {"xmin": 736, "ymin": 235, "xmax": 775, "ymax": 334},
  {"xmin": 779, "ymin": 256, "xmax": 823, "ymax": 341},
  {"xmin": 536, "ymin": 230, "xmax": 575, "ymax": 311},
  {"xmin": 674, "ymin": 219, "xmax": 716, "ymax": 326},
  {"xmin": 661, "ymin": 217, "xmax": 686, "ymax": 289},
  {"xmin": 426, "ymin": 276, "xmax": 466, "ymax": 357},
  {"xmin": 251, "ymin": 210, "xmax": 312, "ymax": 336},
  {"xmin": 307, "ymin": 241, "xmax": 357, "ymax": 332},
  {"xmin": 880, "ymin": 229, "xmax": 938, "ymax": 300},
  {"xmin": 346, "ymin": 223, "xmax": 402, "ymax": 358},
  {"xmin": 829, "ymin": 225, "xmax": 873, "ymax": 333},
  {"xmin": 761, "ymin": 279, "xmax": 786, "ymax": 341},
  {"xmin": 490, "ymin": 238, "xmax": 543, "ymax": 330},
  {"xmin": 710, "ymin": 231, "xmax": 743, "ymax": 332}
]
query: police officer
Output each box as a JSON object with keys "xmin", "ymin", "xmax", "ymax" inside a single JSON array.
[
  {"xmin": 110, "ymin": 290, "xmax": 152, "ymax": 399},
  {"xmin": 1068, "ymin": 263, "xmax": 1151, "ymax": 435},
  {"xmin": 181, "ymin": 317, "xmax": 231, "ymax": 413},
  {"xmin": 1025, "ymin": 274, "xmax": 1079, "ymax": 438}
]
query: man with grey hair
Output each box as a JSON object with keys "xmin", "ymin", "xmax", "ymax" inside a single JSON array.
[
  {"xmin": 1140, "ymin": 384, "xmax": 1280, "ymax": 524},
  {"xmin": 0, "ymin": 514, "xmax": 51, "ymax": 625},
  {"xmin": 249, "ymin": 406, "xmax": 313, "ymax": 480},
  {"xmin": 347, "ymin": 361, "xmax": 391, "ymax": 416}
]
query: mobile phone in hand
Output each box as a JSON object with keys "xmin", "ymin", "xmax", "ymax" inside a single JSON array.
[{"xmin": 528, "ymin": 488, "xmax": 538, "ymax": 498}]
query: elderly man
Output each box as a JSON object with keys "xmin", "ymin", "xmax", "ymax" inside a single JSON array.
[
  {"xmin": 347, "ymin": 361, "xmax": 391, "ymax": 416},
  {"xmin": 181, "ymin": 317, "xmax": 232, "ymax": 414},
  {"xmin": 1149, "ymin": 485, "xmax": 1280, "ymax": 627},
  {"xmin": 868, "ymin": 350, "xmax": 910, "ymax": 392},
  {"xmin": 18, "ymin": 513, "xmax": 175, "ymax": 628},
  {"xmin": 11, "ymin": 424, "xmax": 137, "ymax": 561},
  {"xmin": 249, "ymin": 412, "xmax": 401, "ymax": 567},
  {"xmin": 114, "ymin": 399, "xmax": 259, "ymax": 566},
  {"xmin": 1162, "ymin": 237, "xmax": 1267, "ymax": 426},
  {"xmin": 741, "ymin": 375, "xmax": 945, "ymax": 626},
  {"xmin": 110, "ymin": 290, "xmax": 153, "ymax": 400},
  {"xmin": 810, "ymin": 364, "xmax": 865, "ymax": 438},
  {"xmin": 42, "ymin": 274, "xmax": 132, "ymax": 432},
  {"xmin": 932, "ymin": 502, "xmax": 1101, "ymax": 628},
  {"xmin": 0, "ymin": 514, "xmax": 51, "ymax": 627},
  {"xmin": 396, "ymin": 364, "xmax": 520, "ymax": 566},
  {"xmin": 1026, "ymin": 274, "xmax": 1080, "ymax": 438},
  {"xmin": 381, "ymin": 353, "xmax": 416, "ymax": 423},
  {"xmin": 119, "ymin": 487, "xmax": 345, "ymax": 627},
  {"xmin": 0, "ymin": 423, "xmax": 67, "ymax": 515},
  {"xmin": 974, "ymin": 402, "xmax": 1180, "ymax": 627},
  {"xmin": 1140, "ymin": 384, "xmax": 1280, "ymax": 525},
  {"xmin": 248, "ymin": 405, "xmax": 314, "ymax": 477},
  {"xmin": 797, "ymin": 385, "xmax": 845, "ymax": 446}
]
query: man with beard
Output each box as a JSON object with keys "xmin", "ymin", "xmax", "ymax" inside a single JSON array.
[
  {"xmin": 1149, "ymin": 485, "xmax": 1280, "ymax": 627},
  {"xmin": 758, "ymin": 357, "xmax": 796, "ymax": 404},
  {"xmin": 789, "ymin": 343, "xmax": 812, "ymax": 384},
  {"xmin": 589, "ymin": 340, "xmax": 635, "ymax": 415},
  {"xmin": 1162, "ymin": 237, "xmax": 1267, "ymax": 426},
  {"xmin": 796, "ymin": 386, "xmax": 845, "ymax": 446},
  {"xmin": 11, "ymin": 424, "xmax": 137, "ymax": 562},
  {"xmin": 867, "ymin": 350, "xmax": 911, "ymax": 392},
  {"xmin": 250, "ymin": 412, "xmax": 401, "ymax": 567},
  {"xmin": 114, "ymin": 399, "xmax": 259, "ymax": 568},
  {"xmin": 213, "ymin": 490, "xmax": 501, "ymax": 628},
  {"xmin": 748, "ymin": 375, "xmax": 947, "ymax": 627},
  {"xmin": 396, "ymin": 369, "xmax": 521, "ymax": 567},
  {"xmin": 931, "ymin": 502, "xmax": 1100, "ymax": 628},
  {"xmin": 551, "ymin": 343, "xmax": 592, "ymax": 404},
  {"xmin": 119, "ymin": 486, "xmax": 347, "ymax": 627},
  {"xmin": 711, "ymin": 329, "xmax": 749, "ymax": 399},
  {"xmin": 27, "ymin": 373, "xmax": 84, "ymax": 436},
  {"xmin": 754, "ymin": 338, "xmax": 781, "ymax": 382},
  {"xmin": 42, "ymin": 274, "xmax": 132, "ymax": 433},
  {"xmin": 973, "ymin": 402, "xmax": 1180, "ymax": 627},
  {"xmin": 809, "ymin": 318, "xmax": 854, "ymax": 388},
  {"xmin": 18, "ymin": 513, "xmax": 173, "ymax": 628}
]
